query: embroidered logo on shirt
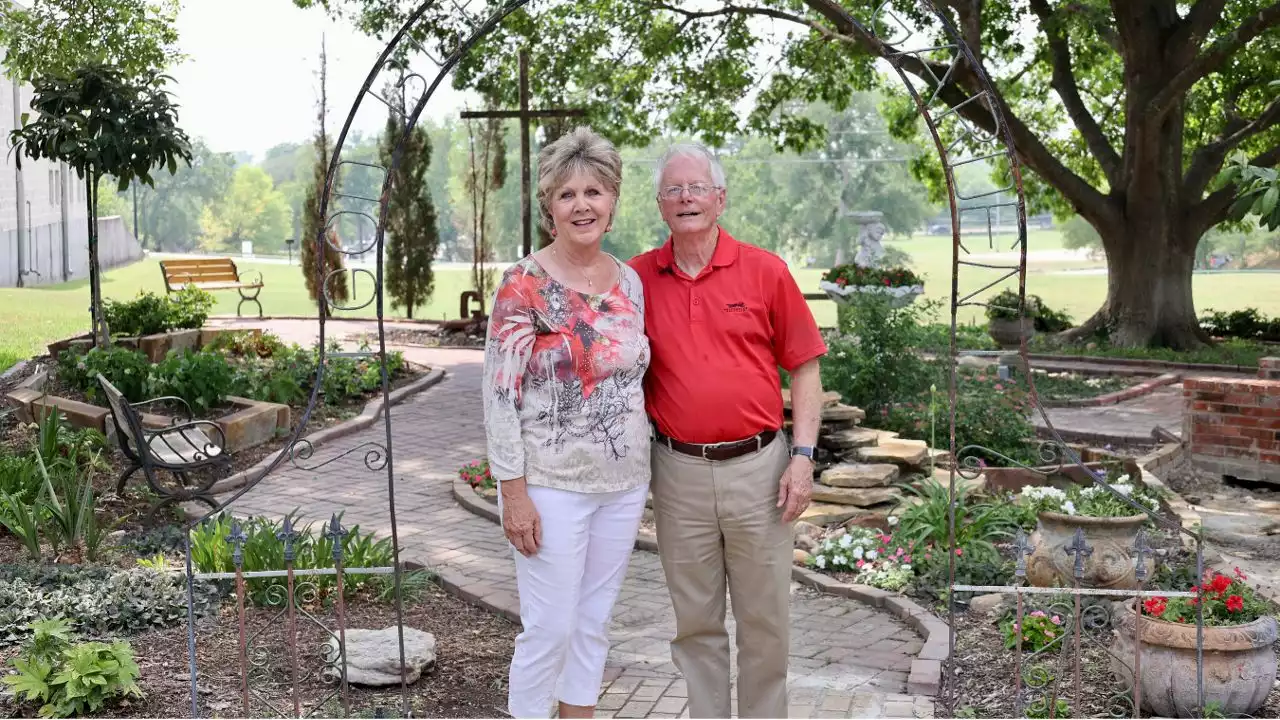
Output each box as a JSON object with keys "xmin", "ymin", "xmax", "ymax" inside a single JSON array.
[{"xmin": 724, "ymin": 302, "xmax": 749, "ymax": 313}]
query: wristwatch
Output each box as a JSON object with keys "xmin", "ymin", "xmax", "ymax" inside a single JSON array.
[{"xmin": 790, "ymin": 445, "xmax": 815, "ymax": 459}]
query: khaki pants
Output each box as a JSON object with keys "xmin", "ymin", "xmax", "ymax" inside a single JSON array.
[{"xmin": 650, "ymin": 435, "xmax": 792, "ymax": 718}]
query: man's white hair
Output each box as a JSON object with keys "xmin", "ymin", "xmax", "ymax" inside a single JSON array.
[{"xmin": 652, "ymin": 142, "xmax": 727, "ymax": 194}]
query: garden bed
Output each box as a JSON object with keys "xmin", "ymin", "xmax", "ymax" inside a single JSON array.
[
  {"xmin": 354, "ymin": 327, "xmax": 485, "ymax": 350},
  {"xmin": 944, "ymin": 608, "xmax": 1280, "ymax": 718},
  {"xmin": 0, "ymin": 578, "xmax": 518, "ymax": 719}
]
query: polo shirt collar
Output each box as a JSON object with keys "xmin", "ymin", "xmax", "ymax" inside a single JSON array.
[{"xmin": 656, "ymin": 226, "xmax": 739, "ymax": 273}]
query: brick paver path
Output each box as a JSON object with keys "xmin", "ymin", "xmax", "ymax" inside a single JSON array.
[{"xmin": 210, "ymin": 319, "xmax": 933, "ymax": 718}]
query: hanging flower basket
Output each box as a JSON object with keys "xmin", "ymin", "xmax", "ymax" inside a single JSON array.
[{"xmin": 819, "ymin": 264, "xmax": 924, "ymax": 309}]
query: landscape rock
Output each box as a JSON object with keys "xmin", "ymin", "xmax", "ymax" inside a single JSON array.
[
  {"xmin": 793, "ymin": 520, "xmax": 823, "ymax": 541},
  {"xmin": 799, "ymin": 503, "xmax": 865, "ymax": 526},
  {"xmin": 328, "ymin": 627, "xmax": 436, "ymax": 686},
  {"xmin": 821, "ymin": 463, "xmax": 900, "ymax": 488},
  {"xmin": 857, "ymin": 440, "xmax": 929, "ymax": 470},
  {"xmin": 970, "ymin": 593, "xmax": 1010, "ymax": 616},
  {"xmin": 958, "ymin": 355, "xmax": 991, "ymax": 369},
  {"xmin": 819, "ymin": 428, "xmax": 880, "ymax": 451},
  {"xmin": 783, "ymin": 388, "xmax": 842, "ymax": 410},
  {"xmin": 811, "ymin": 484, "xmax": 900, "ymax": 508},
  {"xmin": 794, "ymin": 534, "xmax": 817, "ymax": 552},
  {"xmin": 793, "ymin": 548, "xmax": 813, "ymax": 565},
  {"xmin": 821, "ymin": 404, "xmax": 866, "ymax": 424}
]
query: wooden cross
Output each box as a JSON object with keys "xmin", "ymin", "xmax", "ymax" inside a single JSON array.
[
  {"xmin": 460, "ymin": 50, "xmax": 587, "ymax": 258},
  {"xmin": 1063, "ymin": 527, "xmax": 1093, "ymax": 581},
  {"xmin": 1132, "ymin": 529, "xmax": 1154, "ymax": 583}
]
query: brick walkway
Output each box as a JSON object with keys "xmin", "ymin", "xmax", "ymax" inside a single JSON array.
[{"xmin": 209, "ymin": 319, "xmax": 934, "ymax": 719}]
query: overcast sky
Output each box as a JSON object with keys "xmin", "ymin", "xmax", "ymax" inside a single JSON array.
[{"xmin": 168, "ymin": 0, "xmax": 475, "ymax": 161}]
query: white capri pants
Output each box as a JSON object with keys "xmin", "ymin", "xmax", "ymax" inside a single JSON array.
[{"xmin": 500, "ymin": 483, "xmax": 648, "ymax": 718}]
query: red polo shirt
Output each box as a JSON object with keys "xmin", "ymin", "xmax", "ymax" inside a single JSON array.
[{"xmin": 628, "ymin": 227, "xmax": 827, "ymax": 444}]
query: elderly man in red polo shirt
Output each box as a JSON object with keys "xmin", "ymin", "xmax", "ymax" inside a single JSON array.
[{"xmin": 628, "ymin": 143, "xmax": 827, "ymax": 718}]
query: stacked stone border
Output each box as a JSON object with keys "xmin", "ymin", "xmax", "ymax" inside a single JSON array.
[{"xmin": 451, "ymin": 477, "xmax": 944, "ymax": 697}]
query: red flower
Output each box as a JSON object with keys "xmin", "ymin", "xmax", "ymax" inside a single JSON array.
[
  {"xmin": 1143, "ymin": 598, "xmax": 1167, "ymax": 616},
  {"xmin": 955, "ymin": 548, "xmax": 964, "ymax": 557},
  {"xmin": 1209, "ymin": 574, "xmax": 1231, "ymax": 595},
  {"xmin": 1226, "ymin": 595, "xmax": 1244, "ymax": 612}
]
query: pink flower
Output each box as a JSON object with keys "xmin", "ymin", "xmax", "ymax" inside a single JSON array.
[
  {"xmin": 856, "ymin": 559, "xmax": 865, "ymax": 569},
  {"xmin": 994, "ymin": 383, "xmax": 1005, "ymax": 391},
  {"xmin": 1030, "ymin": 610, "xmax": 1046, "ymax": 618},
  {"xmin": 955, "ymin": 548, "xmax": 964, "ymax": 557},
  {"xmin": 1051, "ymin": 615, "xmax": 1062, "ymax": 625}
]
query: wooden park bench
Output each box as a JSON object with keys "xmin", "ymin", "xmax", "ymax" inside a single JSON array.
[{"xmin": 159, "ymin": 257, "xmax": 264, "ymax": 317}]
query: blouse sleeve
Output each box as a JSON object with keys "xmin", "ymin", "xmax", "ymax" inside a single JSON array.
[{"xmin": 482, "ymin": 269, "xmax": 538, "ymax": 482}]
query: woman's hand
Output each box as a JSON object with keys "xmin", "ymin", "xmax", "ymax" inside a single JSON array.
[{"xmin": 501, "ymin": 477, "xmax": 542, "ymax": 557}]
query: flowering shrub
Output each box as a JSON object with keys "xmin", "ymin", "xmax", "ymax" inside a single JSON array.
[
  {"xmin": 807, "ymin": 527, "xmax": 915, "ymax": 591},
  {"xmin": 1015, "ymin": 478, "xmax": 1160, "ymax": 524},
  {"xmin": 822, "ymin": 264, "xmax": 922, "ymax": 289},
  {"xmin": 1000, "ymin": 609, "xmax": 1065, "ymax": 652},
  {"xmin": 458, "ymin": 459, "xmax": 494, "ymax": 490},
  {"xmin": 880, "ymin": 369, "xmax": 1037, "ymax": 466},
  {"xmin": 1144, "ymin": 568, "xmax": 1272, "ymax": 627}
]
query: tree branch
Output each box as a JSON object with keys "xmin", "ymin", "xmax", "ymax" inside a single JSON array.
[
  {"xmin": 1183, "ymin": 94, "xmax": 1280, "ymax": 198},
  {"xmin": 1029, "ymin": 0, "xmax": 1122, "ymax": 186},
  {"xmin": 1171, "ymin": 0, "xmax": 1229, "ymax": 60},
  {"xmin": 1150, "ymin": 1, "xmax": 1280, "ymax": 118},
  {"xmin": 799, "ymin": 0, "xmax": 1116, "ymax": 224},
  {"xmin": 1188, "ymin": 142, "xmax": 1280, "ymax": 235}
]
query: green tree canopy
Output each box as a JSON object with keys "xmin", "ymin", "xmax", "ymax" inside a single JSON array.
[
  {"xmin": 198, "ymin": 166, "xmax": 291, "ymax": 253},
  {"xmin": 0, "ymin": 0, "xmax": 182, "ymax": 82},
  {"xmin": 299, "ymin": 0, "xmax": 1280, "ymax": 349}
]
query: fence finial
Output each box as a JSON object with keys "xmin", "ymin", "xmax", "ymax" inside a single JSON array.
[
  {"xmin": 1064, "ymin": 527, "xmax": 1093, "ymax": 580},
  {"xmin": 325, "ymin": 513, "xmax": 348, "ymax": 563},
  {"xmin": 226, "ymin": 521, "xmax": 249, "ymax": 568}
]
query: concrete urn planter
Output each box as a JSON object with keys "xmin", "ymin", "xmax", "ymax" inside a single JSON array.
[
  {"xmin": 1026, "ymin": 511, "xmax": 1147, "ymax": 589},
  {"xmin": 987, "ymin": 316, "xmax": 1036, "ymax": 349},
  {"xmin": 1111, "ymin": 602, "xmax": 1277, "ymax": 718}
]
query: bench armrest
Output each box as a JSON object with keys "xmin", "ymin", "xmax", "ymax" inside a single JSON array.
[
  {"xmin": 238, "ymin": 268, "xmax": 264, "ymax": 286},
  {"xmin": 130, "ymin": 396, "xmax": 194, "ymax": 423}
]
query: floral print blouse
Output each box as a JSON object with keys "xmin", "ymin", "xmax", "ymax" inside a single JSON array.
[{"xmin": 482, "ymin": 255, "xmax": 651, "ymax": 494}]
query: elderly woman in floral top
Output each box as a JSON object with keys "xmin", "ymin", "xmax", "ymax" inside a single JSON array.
[{"xmin": 482, "ymin": 127, "xmax": 650, "ymax": 719}]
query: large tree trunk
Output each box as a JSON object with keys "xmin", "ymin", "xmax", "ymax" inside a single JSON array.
[{"xmin": 1067, "ymin": 221, "xmax": 1207, "ymax": 350}]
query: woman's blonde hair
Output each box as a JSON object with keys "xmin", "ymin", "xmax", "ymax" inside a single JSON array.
[{"xmin": 536, "ymin": 126, "xmax": 622, "ymax": 235}]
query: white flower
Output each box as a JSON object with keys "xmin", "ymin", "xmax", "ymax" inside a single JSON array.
[
  {"xmin": 839, "ymin": 534, "xmax": 854, "ymax": 548},
  {"xmin": 822, "ymin": 539, "xmax": 835, "ymax": 552},
  {"xmin": 816, "ymin": 556, "xmax": 826, "ymax": 569},
  {"xmin": 867, "ymin": 549, "xmax": 879, "ymax": 560},
  {"xmin": 902, "ymin": 564, "xmax": 912, "ymax": 571},
  {"xmin": 1062, "ymin": 500, "xmax": 1077, "ymax": 515},
  {"xmin": 887, "ymin": 516, "xmax": 899, "ymax": 526},
  {"xmin": 852, "ymin": 546, "xmax": 865, "ymax": 560},
  {"xmin": 1112, "ymin": 483, "xmax": 1133, "ymax": 496}
]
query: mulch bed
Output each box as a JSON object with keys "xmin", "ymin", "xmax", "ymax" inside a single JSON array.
[
  {"xmin": 0, "ymin": 581, "xmax": 519, "ymax": 719},
  {"xmin": 357, "ymin": 328, "xmax": 485, "ymax": 350},
  {"xmin": 943, "ymin": 607, "xmax": 1280, "ymax": 718}
]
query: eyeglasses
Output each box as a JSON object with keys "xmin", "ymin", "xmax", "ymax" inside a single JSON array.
[{"xmin": 658, "ymin": 183, "xmax": 721, "ymax": 201}]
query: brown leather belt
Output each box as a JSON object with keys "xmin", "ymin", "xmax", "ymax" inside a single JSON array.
[{"xmin": 655, "ymin": 428, "xmax": 778, "ymax": 462}]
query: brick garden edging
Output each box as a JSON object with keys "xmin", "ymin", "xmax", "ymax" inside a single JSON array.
[
  {"xmin": 207, "ymin": 367, "xmax": 446, "ymax": 495},
  {"xmin": 1, "ymin": 359, "xmax": 28, "ymax": 383},
  {"xmin": 450, "ymin": 477, "xmax": 944, "ymax": 697},
  {"xmin": 1045, "ymin": 372, "xmax": 1182, "ymax": 408}
]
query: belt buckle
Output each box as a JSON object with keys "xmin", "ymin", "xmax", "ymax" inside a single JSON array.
[{"xmin": 700, "ymin": 439, "xmax": 731, "ymax": 460}]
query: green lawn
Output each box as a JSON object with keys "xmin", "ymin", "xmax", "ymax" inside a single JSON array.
[{"xmin": 1, "ymin": 232, "xmax": 1277, "ymax": 368}]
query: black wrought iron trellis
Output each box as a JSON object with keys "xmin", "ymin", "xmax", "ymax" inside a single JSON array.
[
  {"xmin": 863, "ymin": 4, "xmax": 1216, "ymax": 718},
  {"xmin": 171, "ymin": 0, "xmax": 1221, "ymax": 718}
]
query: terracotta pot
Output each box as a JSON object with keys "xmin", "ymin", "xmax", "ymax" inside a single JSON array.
[
  {"xmin": 987, "ymin": 316, "xmax": 1036, "ymax": 349},
  {"xmin": 1111, "ymin": 601, "xmax": 1277, "ymax": 718},
  {"xmin": 1026, "ymin": 511, "xmax": 1147, "ymax": 589}
]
